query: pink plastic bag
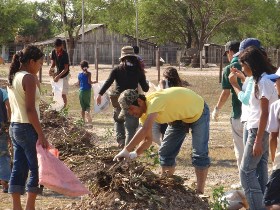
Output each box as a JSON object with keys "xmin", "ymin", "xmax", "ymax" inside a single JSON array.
[{"xmin": 36, "ymin": 142, "xmax": 90, "ymax": 197}]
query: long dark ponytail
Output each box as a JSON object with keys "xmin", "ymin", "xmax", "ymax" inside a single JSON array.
[{"xmin": 8, "ymin": 45, "xmax": 44, "ymax": 86}]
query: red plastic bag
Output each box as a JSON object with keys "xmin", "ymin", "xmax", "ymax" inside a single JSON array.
[{"xmin": 36, "ymin": 142, "xmax": 90, "ymax": 197}]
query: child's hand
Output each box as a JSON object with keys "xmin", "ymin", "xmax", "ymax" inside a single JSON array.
[
  {"xmin": 230, "ymin": 67, "xmax": 245, "ymax": 81},
  {"xmin": 38, "ymin": 135, "xmax": 49, "ymax": 149},
  {"xmin": 253, "ymin": 141, "xmax": 263, "ymax": 156}
]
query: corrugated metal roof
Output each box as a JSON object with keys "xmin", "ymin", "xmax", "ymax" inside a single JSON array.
[{"xmin": 33, "ymin": 24, "xmax": 104, "ymax": 46}]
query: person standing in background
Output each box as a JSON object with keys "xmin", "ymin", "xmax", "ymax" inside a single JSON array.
[
  {"xmin": 96, "ymin": 46, "xmax": 149, "ymax": 148},
  {"xmin": 49, "ymin": 38, "xmax": 70, "ymax": 108},
  {"xmin": 152, "ymin": 67, "xmax": 183, "ymax": 145},
  {"xmin": 212, "ymin": 41, "xmax": 244, "ymax": 174}
]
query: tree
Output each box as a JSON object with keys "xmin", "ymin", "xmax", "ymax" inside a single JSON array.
[
  {"xmin": 91, "ymin": 0, "xmax": 136, "ymax": 35},
  {"xmin": 0, "ymin": 0, "xmax": 27, "ymax": 44},
  {"xmin": 47, "ymin": 0, "xmax": 102, "ymax": 64},
  {"xmin": 139, "ymin": 0, "xmax": 255, "ymax": 51},
  {"xmin": 17, "ymin": 2, "xmax": 56, "ymax": 43}
]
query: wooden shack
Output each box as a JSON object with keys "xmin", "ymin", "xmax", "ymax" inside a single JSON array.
[{"xmin": 34, "ymin": 24, "xmax": 180, "ymax": 66}]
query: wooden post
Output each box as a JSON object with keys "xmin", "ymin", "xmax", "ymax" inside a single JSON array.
[
  {"xmin": 156, "ymin": 47, "xmax": 160, "ymax": 82},
  {"xmin": 95, "ymin": 45, "xmax": 99, "ymax": 82},
  {"xmin": 276, "ymin": 49, "xmax": 280, "ymax": 67},
  {"xmin": 200, "ymin": 50, "xmax": 202, "ymax": 70},
  {"xmin": 47, "ymin": 45, "xmax": 50, "ymax": 66},
  {"xmin": 219, "ymin": 48, "xmax": 223, "ymax": 83},
  {"xmin": 39, "ymin": 67, "xmax": 42, "ymax": 83},
  {"xmin": 111, "ymin": 34, "xmax": 115, "ymax": 69}
]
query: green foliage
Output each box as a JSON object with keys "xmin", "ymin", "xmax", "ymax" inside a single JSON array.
[
  {"xmin": 17, "ymin": 2, "xmax": 55, "ymax": 42},
  {"xmin": 59, "ymin": 106, "xmax": 69, "ymax": 118},
  {"xmin": 0, "ymin": 0, "xmax": 26, "ymax": 44},
  {"xmin": 1, "ymin": 0, "xmax": 280, "ymax": 49},
  {"xmin": 210, "ymin": 186, "xmax": 229, "ymax": 210},
  {"xmin": 89, "ymin": 0, "xmax": 136, "ymax": 35},
  {"xmin": 101, "ymin": 127, "xmax": 114, "ymax": 147},
  {"xmin": 143, "ymin": 145, "xmax": 160, "ymax": 166},
  {"xmin": 74, "ymin": 118, "xmax": 85, "ymax": 127}
]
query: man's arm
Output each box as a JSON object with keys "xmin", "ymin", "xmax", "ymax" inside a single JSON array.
[
  {"xmin": 215, "ymin": 89, "xmax": 230, "ymax": 110},
  {"xmin": 269, "ymin": 132, "xmax": 278, "ymax": 162},
  {"xmin": 126, "ymin": 112, "xmax": 158, "ymax": 155},
  {"xmin": 212, "ymin": 89, "xmax": 230, "ymax": 121},
  {"xmin": 54, "ymin": 63, "xmax": 69, "ymax": 82},
  {"xmin": 50, "ymin": 59, "xmax": 55, "ymax": 69}
]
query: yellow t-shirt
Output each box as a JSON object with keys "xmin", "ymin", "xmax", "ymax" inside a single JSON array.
[
  {"xmin": 8, "ymin": 71, "xmax": 40, "ymax": 123},
  {"xmin": 140, "ymin": 87, "xmax": 204, "ymax": 124}
]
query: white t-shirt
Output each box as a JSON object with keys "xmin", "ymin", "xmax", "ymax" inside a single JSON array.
[
  {"xmin": 267, "ymin": 100, "xmax": 280, "ymax": 170},
  {"xmin": 247, "ymin": 74, "xmax": 278, "ymax": 130}
]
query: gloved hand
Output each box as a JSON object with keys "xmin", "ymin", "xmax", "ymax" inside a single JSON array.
[
  {"xmin": 129, "ymin": 151, "xmax": 138, "ymax": 160},
  {"xmin": 113, "ymin": 148, "xmax": 130, "ymax": 161},
  {"xmin": 212, "ymin": 107, "xmax": 219, "ymax": 121},
  {"xmin": 113, "ymin": 148, "xmax": 138, "ymax": 161}
]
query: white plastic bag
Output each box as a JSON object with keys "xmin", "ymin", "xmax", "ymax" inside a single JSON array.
[
  {"xmin": 148, "ymin": 81, "xmax": 161, "ymax": 92},
  {"xmin": 222, "ymin": 190, "xmax": 248, "ymax": 210},
  {"xmin": 93, "ymin": 81, "xmax": 110, "ymax": 113},
  {"xmin": 49, "ymin": 80, "xmax": 64, "ymax": 111}
]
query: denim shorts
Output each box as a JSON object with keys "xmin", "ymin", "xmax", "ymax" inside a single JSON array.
[
  {"xmin": 159, "ymin": 103, "xmax": 210, "ymax": 168},
  {"xmin": 264, "ymin": 169, "xmax": 280, "ymax": 206},
  {"xmin": 8, "ymin": 123, "xmax": 41, "ymax": 195},
  {"xmin": 0, "ymin": 132, "xmax": 11, "ymax": 182}
]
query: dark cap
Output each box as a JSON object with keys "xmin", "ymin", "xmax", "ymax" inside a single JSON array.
[
  {"xmin": 118, "ymin": 89, "xmax": 139, "ymax": 119},
  {"xmin": 223, "ymin": 41, "xmax": 240, "ymax": 56},
  {"xmin": 233, "ymin": 38, "xmax": 261, "ymax": 57}
]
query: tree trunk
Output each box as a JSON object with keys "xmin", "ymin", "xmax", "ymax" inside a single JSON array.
[
  {"xmin": 191, "ymin": 54, "xmax": 200, "ymax": 68},
  {"xmin": 68, "ymin": 35, "xmax": 75, "ymax": 65}
]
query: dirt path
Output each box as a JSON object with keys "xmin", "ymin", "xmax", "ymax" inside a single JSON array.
[{"xmin": 0, "ymin": 64, "xmax": 252, "ymax": 209}]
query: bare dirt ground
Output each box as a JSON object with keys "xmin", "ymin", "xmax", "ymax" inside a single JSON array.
[{"xmin": 0, "ymin": 63, "xmax": 264, "ymax": 209}]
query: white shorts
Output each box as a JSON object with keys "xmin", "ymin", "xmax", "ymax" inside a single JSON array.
[{"xmin": 62, "ymin": 75, "xmax": 69, "ymax": 95}]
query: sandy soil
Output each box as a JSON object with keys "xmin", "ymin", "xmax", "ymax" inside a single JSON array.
[{"xmin": 0, "ymin": 63, "xmax": 258, "ymax": 209}]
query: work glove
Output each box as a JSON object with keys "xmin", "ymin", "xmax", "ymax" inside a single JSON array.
[
  {"xmin": 212, "ymin": 107, "xmax": 219, "ymax": 121},
  {"xmin": 129, "ymin": 151, "xmax": 138, "ymax": 160},
  {"xmin": 113, "ymin": 148, "xmax": 138, "ymax": 161}
]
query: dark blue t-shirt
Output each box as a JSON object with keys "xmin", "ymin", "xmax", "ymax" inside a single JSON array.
[{"xmin": 78, "ymin": 72, "xmax": 92, "ymax": 91}]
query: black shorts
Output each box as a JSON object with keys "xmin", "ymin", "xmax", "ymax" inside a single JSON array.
[{"xmin": 264, "ymin": 169, "xmax": 280, "ymax": 206}]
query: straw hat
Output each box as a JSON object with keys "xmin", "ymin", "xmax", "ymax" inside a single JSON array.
[{"xmin": 119, "ymin": 46, "xmax": 137, "ymax": 60}]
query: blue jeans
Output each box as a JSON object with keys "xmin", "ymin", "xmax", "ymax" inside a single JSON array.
[
  {"xmin": 243, "ymin": 122, "xmax": 266, "ymax": 194},
  {"xmin": 240, "ymin": 128, "xmax": 269, "ymax": 210},
  {"xmin": 152, "ymin": 122, "xmax": 162, "ymax": 145},
  {"xmin": 0, "ymin": 132, "xmax": 11, "ymax": 182},
  {"xmin": 159, "ymin": 103, "xmax": 210, "ymax": 168},
  {"xmin": 113, "ymin": 107, "xmax": 139, "ymax": 146},
  {"xmin": 8, "ymin": 123, "xmax": 41, "ymax": 195}
]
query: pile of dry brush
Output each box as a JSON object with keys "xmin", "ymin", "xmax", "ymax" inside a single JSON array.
[{"xmin": 40, "ymin": 101, "xmax": 210, "ymax": 210}]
